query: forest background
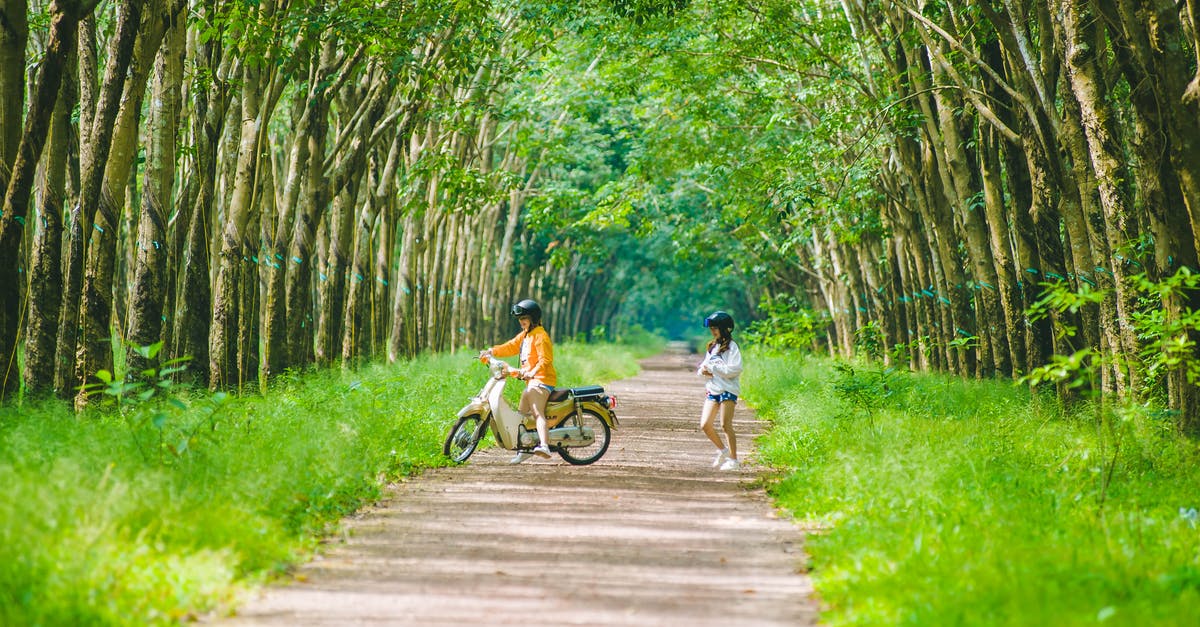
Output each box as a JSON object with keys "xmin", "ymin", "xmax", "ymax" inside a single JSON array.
[
  {"xmin": 3, "ymin": 0, "xmax": 1200, "ymax": 623},
  {"xmin": 4, "ymin": 0, "xmax": 1200, "ymax": 428}
]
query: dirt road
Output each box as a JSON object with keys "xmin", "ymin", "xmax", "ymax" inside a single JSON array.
[{"xmin": 224, "ymin": 345, "xmax": 816, "ymax": 626}]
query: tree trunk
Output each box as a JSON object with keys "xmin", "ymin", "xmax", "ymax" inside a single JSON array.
[
  {"xmin": 316, "ymin": 181, "xmax": 358, "ymax": 364},
  {"xmin": 1123, "ymin": 0, "xmax": 1200, "ymax": 270},
  {"xmin": 126, "ymin": 8, "xmax": 184, "ymax": 377},
  {"xmin": 263, "ymin": 39, "xmax": 339, "ymax": 378},
  {"xmin": 933, "ymin": 86, "xmax": 1000, "ymax": 376},
  {"xmin": 0, "ymin": 5, "xmax": 85, "ymax": 399},
  {"xmin": 0, "ymin": 0, "xmax": 27, "ymax": 175},
  {"xmin": 1104, "ymin": 0, "xmax": 1200, "ymax": 428},
  {"xmin": 977, "ymin": 128, "xmax": 1019, "ymax": 376},
  {"xmin": 170, "ymin": 3, "xmax": 228, "ymax": 386},
  {"xmin": 388, "ymin": 211, "xmax": 417, "ymax": 360},
  {"xmin": 284, "ymin": 152, "xmax": 324, "ymax": 369},
  {"xmin": 22, "ymin": 7, "xmax": 84, "ymax": 396},
  {"xmin": 54, "ymin": 11, "xmax": 104, "ymax": 397},
  {"xmin": 237, "ymin": 175, "xmax": 262, "ymax": 392},
  {"xmin": 344, "ymin": 130, "xmax": 402, "ymax": 363},
  {"xmin": 76, "ymin": 0, "xmax": 177, "ymax": 406},
  {"xmin": 57, "ymin": 0, "xmax": 140, "ymax": 397},
  {"xmin": 211, "ymin": 46, "xmax": 265, "ymax": 388},
  {"xmin": 1058, "ymin": 0, "xmax": 1143, "ymax": 395}
]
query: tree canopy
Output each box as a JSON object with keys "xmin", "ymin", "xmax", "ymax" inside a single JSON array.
[{"xmin": 2, "ymin": 0, "xmax": 1200, "ymax": 430}]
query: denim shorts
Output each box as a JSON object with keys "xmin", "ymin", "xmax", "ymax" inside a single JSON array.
[{"xmin": 706, "ymin": 391, "xmax": 738, "ymax": 404}]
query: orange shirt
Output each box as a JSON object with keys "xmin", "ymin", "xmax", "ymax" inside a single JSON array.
[{"xmin": 490, "ymin": 325, "xmax": 557, "ymax": 387}]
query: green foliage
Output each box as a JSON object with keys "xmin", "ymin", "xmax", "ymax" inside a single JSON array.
[
  {"xmin": 0, "ymin": 343, "xmax": 642, "ymax": 625},
  {"xmin": 490, "ymin": 0, "xmax": 888, "ymax": 338},
  {"xmin": 745, "ymin": 349, "xmax": 1200, "ymax": 626},
  {"xmin": 1027, "ymin": 278, "xmax": 1107, "ymax": 346},
  {"xmin": 743, "ymin": 295, "xmax": 823, "ymax": 350},
  {"xmin": 79, "ymin": 343, "xmax": 224, "ymax": 465},
  {"xmin": 1132, "ymin": 268, "xmax": 1200, "ymax": 387},
  {"xmin": 1027, "ymin": 269, "xmax": 1200, "ymax": 419},
  {"xmin": 853, "ymin": 320, "xmax": 885, "ymax": 360},
  {"xmin": 1020, "ymin": 348, "xmax": 1099, "ymax": 392},
  {"xmin": 830, "ymin": 362, "xmax": 896, "ymax": 429}
]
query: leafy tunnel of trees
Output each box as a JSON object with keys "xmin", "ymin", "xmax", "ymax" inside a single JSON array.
[{"xmin": 2, "ymin": 0, "xmax": 1200, "ymax": 432}]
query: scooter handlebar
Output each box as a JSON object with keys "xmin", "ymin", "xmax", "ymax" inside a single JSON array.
[{"xmin": 483, "ymin": 356, "xmax": 515, "ymax": 379}]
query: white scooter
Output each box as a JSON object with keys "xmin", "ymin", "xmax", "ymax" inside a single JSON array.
[{"xmin": 442, "ymin": 356, "xmax": 618, "ymax": 465}]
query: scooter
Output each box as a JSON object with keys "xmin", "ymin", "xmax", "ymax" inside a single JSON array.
[{"xmin": 442, "ymin": 356, "xmax": 619, "ymax": 465}]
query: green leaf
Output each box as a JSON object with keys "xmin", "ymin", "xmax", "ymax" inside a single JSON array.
[{"xmin": 133, "ymin": 342, "xmax": 164, "ymax": 360}]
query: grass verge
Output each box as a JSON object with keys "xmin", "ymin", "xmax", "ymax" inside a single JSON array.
[
  {"xmin": 0, "ymin": 341, "xmax": 649, "ymax": 625},
  {"xmin": 743, "ymin": 349, "xmax": 1200, "ymax": 626}
]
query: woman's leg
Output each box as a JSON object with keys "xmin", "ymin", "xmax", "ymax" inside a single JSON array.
[
  {"xmin": 533, "ymin": 404, "xmax": 550, "ymax": 449},
  {"xmin": 521, "ymin": 385, "xmax": 552, "ymax": 449},
  {"xmin": 719, "ymin": 400, "xmax": 737, "ymax": 460},
  {"xmin": 699, "ymin": 399, "xmax": 725, "ymax": 449}
]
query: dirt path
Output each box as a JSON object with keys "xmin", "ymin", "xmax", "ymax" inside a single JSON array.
[{"xmin": 224, "ymin": 344, "xmax": 817, "ymax": 626}]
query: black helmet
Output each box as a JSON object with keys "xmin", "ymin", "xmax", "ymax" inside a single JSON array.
[
  {"xmin": 511, "ymin": 299, "xmax": 542, "ymax": 324},
  {"xmin": 704, "ymin": 311, "xmax": 734, "ymax": 331}
]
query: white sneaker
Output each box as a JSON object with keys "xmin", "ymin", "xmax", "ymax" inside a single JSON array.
[
  {"xmin": 719, "ymin": 458, "xmax": 741, "ymax": 471},
  {"xmin": 509, "ymin": 451, "xmax": 533, "ymax": 464},
  {"xmin": 712, "ymin": 448, "xmax": 729, "ymax": 469},
  {"xmin": 532, "ymin": 444, "xmax": 552, "ymax": 459}
]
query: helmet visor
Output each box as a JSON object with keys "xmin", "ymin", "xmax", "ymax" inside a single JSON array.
[{"xmin": 704, "ymin": 312, "xmax": 733, "ymax": 330}]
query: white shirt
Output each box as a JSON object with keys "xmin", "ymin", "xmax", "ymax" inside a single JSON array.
[{"xmin": 698, "ymin": 341, "xmax": 743, "ymax": 395}]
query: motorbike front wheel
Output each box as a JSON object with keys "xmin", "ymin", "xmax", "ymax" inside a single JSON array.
[
  {"xmin": 443, "ymin": 414, "xmax": 484, "ymax": 462},
  {"xmin": 556, "ymin": 409, "xmax": 612, "ymax": 465}
]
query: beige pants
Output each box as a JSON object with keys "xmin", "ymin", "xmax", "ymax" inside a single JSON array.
[{"xmin": 518, "ymin": 382, "xmax": 551, "ymax": 419}]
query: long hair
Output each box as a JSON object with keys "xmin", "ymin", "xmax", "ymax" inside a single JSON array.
[{"xmin": 707, "ymin": 327, "xmax": 732, "ymax": 355}]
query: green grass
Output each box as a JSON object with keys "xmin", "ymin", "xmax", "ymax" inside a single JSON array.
[
  {"xmin": 743, "ymin": 349, "xmax": 1200, "ymax": 626},
  {"xmin": 0, "ymin": 341, "xmax": 649, "ymax": 626}
]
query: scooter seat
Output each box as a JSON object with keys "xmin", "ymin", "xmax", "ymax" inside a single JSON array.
[{"xmin": 548, "ymin": 385, "xmax": 606, "ymax": 402}]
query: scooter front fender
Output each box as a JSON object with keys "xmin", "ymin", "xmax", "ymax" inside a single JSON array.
[{"xmin": 457, "ymin": 399, "xmax": 489, "ymax": 419}]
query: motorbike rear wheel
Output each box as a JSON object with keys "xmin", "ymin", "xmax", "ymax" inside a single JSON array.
[
  {"xmin": 443, "ymin": 414, "xmax": 484, "ymax": 462},
  {"xmin": 556, "ymin": 409, "xmax": 611, "ymax": 465}
]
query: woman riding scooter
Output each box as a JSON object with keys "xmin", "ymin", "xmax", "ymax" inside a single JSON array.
[{"xmin": 479, "ymin": 299, "xmax": 556, "ymax": 463}]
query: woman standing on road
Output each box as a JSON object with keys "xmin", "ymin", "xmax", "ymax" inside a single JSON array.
[
  {"xmin": 480, "ymin": 299, "xmax": 557, "ymax": 464},
  {"xmin": 697, "ymin": 311, "xmax": 743, "ymax": 471}
]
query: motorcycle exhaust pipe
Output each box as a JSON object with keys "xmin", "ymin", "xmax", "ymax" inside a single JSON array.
[{"xmin": 519, "ymin": 425, "xmax": 595, "ymax": 448}]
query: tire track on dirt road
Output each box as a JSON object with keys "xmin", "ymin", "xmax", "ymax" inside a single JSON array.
[{"xmin": 223, "ymin": 344, "xmax": 817, "ymax": 626}]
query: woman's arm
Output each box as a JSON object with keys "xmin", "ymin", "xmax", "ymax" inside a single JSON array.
[{"xmin": 490, "ymin": 332, "xmax": 524, "ymax": 358}]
